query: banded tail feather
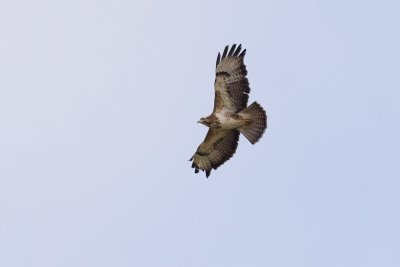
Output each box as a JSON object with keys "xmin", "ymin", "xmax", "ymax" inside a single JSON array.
[{"xmin": 238, "ymin": 101, "xmax": 267, "ymax": 144}]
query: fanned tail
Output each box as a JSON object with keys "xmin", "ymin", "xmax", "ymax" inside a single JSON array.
[{"xmin": 238, "ymin": 101, "xmax": 267, "ymax": 144}]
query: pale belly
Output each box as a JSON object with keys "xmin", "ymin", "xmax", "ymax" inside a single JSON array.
[{"xmin": 215, "ymin": 111, "xmax": 247, "ymax": 129}]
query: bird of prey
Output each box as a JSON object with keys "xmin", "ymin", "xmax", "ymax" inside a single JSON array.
[{"xmin": 190, "ymin": 44, "xmax": 267, "ymax": 178}]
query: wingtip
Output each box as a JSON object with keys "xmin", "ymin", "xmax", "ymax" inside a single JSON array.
[
  {"xmin": 216, "ymin": 52, "xmax": 221, "ymax": 68},
  {"xmin": 228, "ymin": 44, "xmax": 237, "ymax": 57},
  {"xmin": 221, "ymin": 45, "xmax": 229, "ymax": 59}
]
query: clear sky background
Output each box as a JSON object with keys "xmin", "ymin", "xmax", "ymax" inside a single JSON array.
[{"xmin": 1, "ymin": 0, "xmax": 399, "ymax": 266}]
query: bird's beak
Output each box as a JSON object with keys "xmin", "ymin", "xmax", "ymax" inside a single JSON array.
[{"xmin": 197, "ymin": 119, "xmax": 203, "ymax": 123}]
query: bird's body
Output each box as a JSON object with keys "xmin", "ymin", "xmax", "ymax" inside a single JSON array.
[
  {"xmin": 202, "ymin": 111, "xmax": 249, "ymax": 130},
  {"xmin": 190, "ymin": 44, "xmax": 267, "ymax": 178}
]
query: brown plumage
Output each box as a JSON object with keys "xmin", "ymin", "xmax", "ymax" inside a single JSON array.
[{"xmin": 190, "ymin": 44, "xmax": 267, "ymax": 178}]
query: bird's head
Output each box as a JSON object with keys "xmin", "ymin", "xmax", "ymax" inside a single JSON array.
[{"xmin": 197, "ymin": 117, "xmax": 211, "ymax": 127}]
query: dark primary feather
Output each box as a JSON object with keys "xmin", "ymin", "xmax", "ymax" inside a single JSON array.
[
  {"xmin": 216, "ymin": 53, "xmax": 221, "ymax": 68},
  {"xmin": 228, "ymin": 44, "xmax": 237, "ymax": 56},
  {"xmin": 234, "ymin": 46, "xmax": 244, "ymax": 57},
  {"xmin": 221, "ymin": 45, "xmax": 229, "ymax": 60},
  {"xmin": 215, "ymin": 44, "xmax": 245, "ymax": 67}
]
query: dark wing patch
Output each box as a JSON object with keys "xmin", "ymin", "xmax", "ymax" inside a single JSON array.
[
  {"xmin": 214, "ymin": 44, "xmax": 250, "ymax": 112},
  {"xmin": 190, "ymin": 129, "xmax": 240, "ymax": 178}
]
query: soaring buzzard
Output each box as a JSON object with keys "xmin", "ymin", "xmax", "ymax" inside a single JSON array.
[{"xmin": 190, "ymin": 44, "xmax": 267, "ymax": 178}]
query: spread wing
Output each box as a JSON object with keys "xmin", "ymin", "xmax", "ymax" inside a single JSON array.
[
  {"xmin": 213, "ymin": 44, "xmax": 250, "ymax": 113},
  {"xmin": 190, "ymin": 129, "xmax": 240, "ymax": 178}
]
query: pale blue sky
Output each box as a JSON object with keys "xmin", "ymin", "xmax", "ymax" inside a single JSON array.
[{"xmin": 1, "ymin": 0, "xmax": 399, "ymax": 266}]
